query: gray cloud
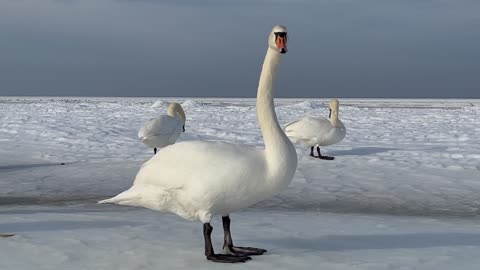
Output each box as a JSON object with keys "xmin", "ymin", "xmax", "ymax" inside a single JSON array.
[{"xmin": 0, "ymin": 0, "xmax": 479, "ymax": 98}]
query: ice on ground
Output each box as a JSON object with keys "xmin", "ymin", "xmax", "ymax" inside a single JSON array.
[
  {"xmin": 150, "ymin": 99, "xmax": 170, "ymax": 109},
  {"xmin": 283, "ymin": 100, "xmax": 325, "ymax": 110},
  {"xmin": 1, "ymin": 97, "xmax": 480, "ymax": 269},
  {"xmin": 2, "ymin": 206, "xmax": 480, "ymax": 270},
  {"xmin": 181, "ymin": 99, "xmax": 204, "ymax": 109},
  {"xmin": 1, "ymin": 97, "xmax": 479, "ymax": 214}
]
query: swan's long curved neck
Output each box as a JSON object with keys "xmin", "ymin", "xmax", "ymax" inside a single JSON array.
[
  {"xmin": 257, "ymin": 48, "xmax": 296, "ymax": 179},
  {"xmin": 330, "ymin": 111, "xmax": 340, "ymax": 127}
]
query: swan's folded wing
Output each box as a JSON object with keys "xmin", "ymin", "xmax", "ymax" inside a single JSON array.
[
  {"xmin": 132, "ymin": 141, "xmax": 267, "ymax": 199},
  {"xmin": 285, "ymin": 117, "xmax": 330, "ymax": 139},
  {"xmin": 138, "ymin": 116, "xmax": 181, "ymax": 139},
  {"xmin": 284, "ymin": 119, "xmax": 303, "ymax": 129},
  {"xmin": 307, "ymin": 117, "xmax": 334, "ymax": 131}
]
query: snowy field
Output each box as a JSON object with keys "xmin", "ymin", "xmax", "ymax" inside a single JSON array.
[{"xmin": 1, "ymin": 96, "xmax": 480, "ymax": 269}]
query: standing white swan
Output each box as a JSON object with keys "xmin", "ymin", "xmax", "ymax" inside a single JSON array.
[
  {"xmin": 285, "ymin": 99, "xmax": 346, "ymax": 160},
  {"xmin": 99, "ymin": 25, "xmax": 297, "ymax": 263},
  {"xmin": 138, "ymin": 102, "xmax": 186, "ymax": 154}
]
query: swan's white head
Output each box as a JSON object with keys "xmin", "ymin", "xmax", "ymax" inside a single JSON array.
[
  {"xmin": 268, "ymin": 25, "xmax": 288, "ymax": 54},
  {"xmin": 167, "ymin": 102, "xmax": 186, "ymax": 132},
  {"xmin": 328, "ymin": 99, "xmax": 340, "ymax": 119}
]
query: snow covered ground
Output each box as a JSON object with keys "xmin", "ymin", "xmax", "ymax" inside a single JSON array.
[{"xmin": 1, "ymin": 96, "xmax": 480, "ymax": 269}]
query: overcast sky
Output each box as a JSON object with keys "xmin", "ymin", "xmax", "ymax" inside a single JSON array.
[{"xmin": 1, "ymin": 0, "xmax": 479, "ymax": 98}]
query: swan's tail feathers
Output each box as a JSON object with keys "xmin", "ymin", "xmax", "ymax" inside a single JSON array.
[
  {"xmin": 98, "ymin": 185, "xmax": 175, "ymax": 211},
  {"xmin": 98, "ymin": 188, "xmax": 141, "ymax": 205},
  {"xmin": 98, "ymin": 197, "xmax": 119, "ymax": 204}
]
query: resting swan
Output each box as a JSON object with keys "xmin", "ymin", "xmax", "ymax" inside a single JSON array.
[
  {"xmin": 285, "ymin": 99, "xmax": 346, "ymax": 160},
  {"xmin": 138, "ymin": 102, "xmax": 186, "ymax": 154},
  {"xmin": 99, "ymin": 25, "xmax": 297, "ymax": 263}
]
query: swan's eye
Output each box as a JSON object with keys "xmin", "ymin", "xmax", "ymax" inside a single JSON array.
[{"xmin": 274, "ymin": 32, "xmax": 287, "ymax": 40}]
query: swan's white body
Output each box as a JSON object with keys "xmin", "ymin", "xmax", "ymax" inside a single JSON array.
[
  {"xmin": 138, "ymin": 103, "xmax": 186, "ymax": 149},
  {"xmin": 285, "ymin": 99, "xmax": 346, "ymax": 147},
  {"xmin": 100, "ymin": 25, "xmax": 297, "ymax": 224}
]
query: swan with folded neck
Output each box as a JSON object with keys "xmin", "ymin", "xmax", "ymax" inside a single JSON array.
[
  {"xmin": 99, "ymin": 25, "xmax": 297, "ymax": 263},
  {"xmin": 285, "ymin": 99, "xmax": 346, "ymax": 160},
  {"xmin": 138, "ymin": 102, "xmax": 186, "ymax": 155}
]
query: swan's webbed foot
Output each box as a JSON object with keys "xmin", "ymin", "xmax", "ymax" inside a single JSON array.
[
  {"xmin": 316, "ymin": 147, "xmax": 334, "ymax": 160},
  {"xmin": 0, "ymin": 234, "xmax": 14, "ymax": 238},
  {"xmin": 204, "ymin": 222, "xmax": 251, "ymax": 263},
  {"xmin": 207, "ymin": 254, "xmax": 251, "ymax": 263},
  {"xmin": 222, "ymin": 215, "xmax": 267, "ymax": 257},
  {"xmin": 224, "ymin": 245, "xmax": 267, "ymax": 256}
]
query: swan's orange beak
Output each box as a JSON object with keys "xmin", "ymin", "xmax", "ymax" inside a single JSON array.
[{"xmin": 275, "ymin": 33, "xmax": 288, "ymax": 54}]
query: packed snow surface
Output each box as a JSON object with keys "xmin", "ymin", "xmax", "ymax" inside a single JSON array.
[
  {"xmin": 150, "ymin": 99, "xmax": 170, "ymax": 109},
  {"xmin": 1, "ymin": 97, "xmax": 480, "ymax": 269}
]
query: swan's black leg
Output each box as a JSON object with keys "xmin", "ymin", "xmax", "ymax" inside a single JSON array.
[
  {"xmin": 203, "ymin": 223, "xmax": 251, "ymax": 263},
  {"xmin": 310, "ymin": 146, "xmax": 315, "ymax": 157},
  {"xmin": 0, "ymin": 233, "xmax": 14, "ymax": 238},
  {"xmin": 222, "ymin": 216, "xmax": 267, "ymax": 256},
  {"xmin": 317, "ymin": 146, "xmax": 334, "ymax": 160},
  {"xmin": 154, "ymin": 148, "xmax": 157, "ymax": 155}
]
